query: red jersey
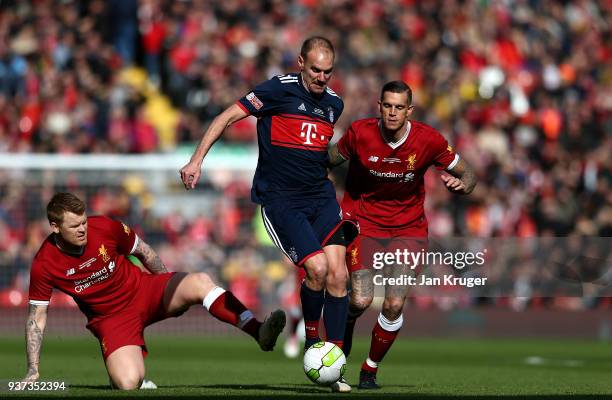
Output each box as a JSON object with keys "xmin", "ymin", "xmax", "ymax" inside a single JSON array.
[
  {"xmin": 337, "ymin": 118, "xmax": 459, "ymax": 236},
  {"xmin": 29, "ymin": 216, "xmax": 143, "ymax": 323}
]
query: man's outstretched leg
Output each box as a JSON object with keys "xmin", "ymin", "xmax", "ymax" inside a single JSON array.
[{"xmin": 164, "ymin": 272, "xmax": 286, "ymax": 351}]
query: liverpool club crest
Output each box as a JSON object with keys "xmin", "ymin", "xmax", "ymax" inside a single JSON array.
[
  {"xmin": 98, "ymin": 244, "xmax": 110, "ymax": 263},
  {"xmin": 406, "ymin": 153, "xmax": 417, "ymax": 171}
]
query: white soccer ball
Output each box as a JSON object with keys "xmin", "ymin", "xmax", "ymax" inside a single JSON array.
[{"xmin": 303, "ymin": 341, "xmax": 346, "ymax": 386}]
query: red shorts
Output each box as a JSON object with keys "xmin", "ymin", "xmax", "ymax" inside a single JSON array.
[
  {"xmin": 347, "ymin": 231, "xmax": 428, "ymax": 273},
  {"xmin": 86, "ymin": 272, "xmax": 176, "ymax": 360}
]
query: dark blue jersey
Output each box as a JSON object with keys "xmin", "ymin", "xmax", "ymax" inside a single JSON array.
[{"xmin": 237, "ymin": 73, "xmax": 344, "ymax": 204}]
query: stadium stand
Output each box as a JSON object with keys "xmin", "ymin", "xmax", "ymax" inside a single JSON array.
[{"xmin": 0, "ymin": 0, "xmax": 610, "ymax": 336}]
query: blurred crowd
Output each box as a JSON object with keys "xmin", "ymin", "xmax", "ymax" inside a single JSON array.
[{"xmin": 0, "ymin": 0, "xmax": 610, "ymax": 310}]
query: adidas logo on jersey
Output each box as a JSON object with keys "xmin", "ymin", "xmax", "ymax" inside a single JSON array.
[{"xmin": 298, "ymin": 103, "xmax": 307, "ymax": 112}]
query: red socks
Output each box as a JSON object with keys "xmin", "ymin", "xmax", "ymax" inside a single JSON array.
[
  {"xmin": 361, "ymin": 313, "xmax": 403, "ymax": 373},
  {"xmin": 204, "ymin": 287, "xmax": 261, "ymax": 340}
]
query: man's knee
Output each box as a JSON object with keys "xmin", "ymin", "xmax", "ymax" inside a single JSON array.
[
  {"xmin": 304, "ymin": 255, "xmax": 328, "ymax": 289},
  {"xmin": 189, "ymin": 272, "xmax": 216, "ymax": 302},
  {"xmin": 105, "ymin": 345, "xmax": 145, "ymax": 390},
  {"xmin": 326, "ymin": 266, "xmax": 348, "ymax": 293},
  {"xmin": 110, "ymin": 370, "xmax": 144, "ymax": 390},
  {"xmin": 192, "ymin": 272, "xmax": 215, "ymax": 291},
  {"xmin": 350, "ymin": 294, "xmax": 373, "ymax": 312},
  {"xmin": 383, "ymin": 297, "xmax": 405, "ymax": 320}
]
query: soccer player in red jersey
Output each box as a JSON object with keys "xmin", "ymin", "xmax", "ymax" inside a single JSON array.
[
  {"xmin": 328, "ymin": 81, "xmax": 477, "ymax": 389},
  {"xmin": 24, "ymin": 193, "xmax": 286, "ymax": 390}
]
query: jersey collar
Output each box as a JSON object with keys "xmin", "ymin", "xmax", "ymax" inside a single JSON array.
[
  {"xmin": 53, "ymin": 234, "xmax": 85, "ymax": 256},
  {"xmin": 380, "ymin": 120, "xmax": 411, "ymax": 149}
]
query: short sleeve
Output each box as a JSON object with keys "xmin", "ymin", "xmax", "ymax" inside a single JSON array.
[
  {"xmin": 29, "ymin": 259, "xmax": 53, "ymax": 305},
  {"xmin": 236, "ymin": 77, "xmax": 283, "ymax": 118},
  {"xmin": 108, "ymin": 218, "xmax": 138, "ymax": 255},
  {"xmin": 337, "ymin": 123, "xmax": 357, "ymax": 160},
  {"xmin": 431, "ymin": 131, "xmax": 460, "ymax": 171}
]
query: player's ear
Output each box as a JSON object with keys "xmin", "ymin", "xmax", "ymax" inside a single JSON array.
[
  {"xmin": 297, "ymin": 55, "xmax": 305, "ymax": 70},
  {"xmin": 407, "ymin": 105, "xmax": 414, "ymax": 115},
  {"xmin": 50, "ymin": 221, "xmax": 60, "ymax": 234}
]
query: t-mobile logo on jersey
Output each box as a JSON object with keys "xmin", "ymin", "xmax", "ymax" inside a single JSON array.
[{"xmin": 300, "ymin": 122, "xmax": 326, "ymax": 145}]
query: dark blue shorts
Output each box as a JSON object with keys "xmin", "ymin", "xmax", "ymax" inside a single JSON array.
[{"xmin": 261, "ymin": 197, "xmax": 357, "ymax": 266}]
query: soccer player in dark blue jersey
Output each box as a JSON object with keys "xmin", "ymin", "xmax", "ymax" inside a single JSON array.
[{"xmin": 180, "ymin": 37, "xmax": 357, "ymax": 392}]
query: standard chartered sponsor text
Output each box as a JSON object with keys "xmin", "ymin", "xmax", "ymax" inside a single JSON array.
[{"xmin": 74, "ymin": 266, "xmax": 110, "ymax": 293}]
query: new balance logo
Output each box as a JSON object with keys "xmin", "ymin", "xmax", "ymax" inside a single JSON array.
[
  {"xmin": 298, "ymin": 103, "xmax": 307, "ymax": 112},
  {"xmin": 66, "ymin": 268, "xmax": 75, "ymax": 276},
  {"xmin": 368, "ymin": 156, "xmax": 379, "ymax": 162}
]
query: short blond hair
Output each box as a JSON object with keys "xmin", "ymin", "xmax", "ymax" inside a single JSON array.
[{"xmin": 47, "ymin": 192, "xmax": 85, "ymax": 224}]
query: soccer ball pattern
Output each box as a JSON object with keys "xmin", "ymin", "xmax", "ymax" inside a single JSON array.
[{"xmin": 303, "ymin": 341, "xmax": 346, "ymax": 386}]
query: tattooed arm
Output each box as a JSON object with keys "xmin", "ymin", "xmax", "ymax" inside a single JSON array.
[
  {"xmin": 24, "ymin": 303, "xmax": 48, "ymax": 382},
  {"xmin": 441, "ymin": 158, "xmax": 477, "ymax": 195},
  {"xmin": 132, "ymin": 238, "xmax": 168, "ymax": 274}
]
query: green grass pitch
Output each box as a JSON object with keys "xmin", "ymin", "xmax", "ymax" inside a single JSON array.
[{"xmin": 1, "ymin": 335, "xmax": 611, "ymax": 399}]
